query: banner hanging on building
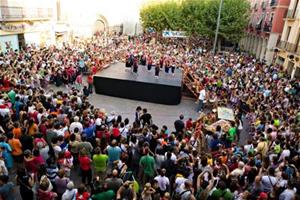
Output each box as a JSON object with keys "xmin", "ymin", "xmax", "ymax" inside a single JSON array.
[{"xmin": 162, "ymin": 31, "xmax": 187, "ymax": 38}]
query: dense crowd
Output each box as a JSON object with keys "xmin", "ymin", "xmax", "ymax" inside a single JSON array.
[{"xmin": 0, "ymin": 33, "xmax": 299, "ymax": 200}]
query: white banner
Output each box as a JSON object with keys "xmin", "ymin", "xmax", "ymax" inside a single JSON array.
[
  {"xmin": 162, "ymin": 31, "xmax": 187, "ymax": 38},
  {"xmin": 217, "ymin": 107, "xmax": 235, "ymax": 121}
]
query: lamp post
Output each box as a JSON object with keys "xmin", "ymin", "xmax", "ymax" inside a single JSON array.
[{"xmin": 212, "ymin": 0, "xmax": 224, "ymax": 55}]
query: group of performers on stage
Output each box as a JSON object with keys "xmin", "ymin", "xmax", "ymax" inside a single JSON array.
[{"xmin": 125, "ymin": 53, "xmax": 176, "ymax": 77}]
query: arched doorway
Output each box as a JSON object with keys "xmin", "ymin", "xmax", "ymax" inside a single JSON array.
[{"xmin": 93, "ymin": 15, "xmax": 108, "ymax": 35}]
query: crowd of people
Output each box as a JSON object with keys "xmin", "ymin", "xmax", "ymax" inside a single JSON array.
[{"xmin": 0, "ymin": 32, "xmax": 299, "ymax": 200}]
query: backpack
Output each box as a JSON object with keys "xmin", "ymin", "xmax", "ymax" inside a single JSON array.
[{"xmin": 173, "ymin": 190, "xmax": 191, "ymax": 200}]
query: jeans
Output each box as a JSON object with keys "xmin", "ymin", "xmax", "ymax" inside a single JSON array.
[
  {"xmin": 197, "ymin": 100, "xmax": 204, "ymax": 112},
  {"xmin": 88, "ymin": 83, "xmax": 93, "ymax": 94},
  {"xmin": 81, "ymin": 169, "xmax": 92, "ymax": 185}
]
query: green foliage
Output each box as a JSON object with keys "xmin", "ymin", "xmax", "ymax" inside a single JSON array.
[
  {"xmin": 140, "ymin": 0, "xmax": 183, "ymax": 32},
  {"xmin": 140, "ymin": 0, "xmax": 250, "ymax": 43}
]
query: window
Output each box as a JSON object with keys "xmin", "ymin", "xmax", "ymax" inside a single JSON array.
[
  {"xmin": 269, "ymin": 13, "xmax": 274, "ymax": 24},
  {"xmin": 295, "ymin": 31, "xmax": 300, "ymax": 53},
  {"xmin": 286, "ymin": 26, "xmax": 291, "ymax": 41},
  {"xmin": 293, "ymin": 0, "xmax": 299, "ymax": 17}
]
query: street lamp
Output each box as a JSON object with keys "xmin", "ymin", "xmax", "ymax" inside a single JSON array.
[{"xmin": 213, "ymin": 0, "xmax": 224, "ymax": 55}]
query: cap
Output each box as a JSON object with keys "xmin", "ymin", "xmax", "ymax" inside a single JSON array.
[
  {"xmin": 259, "ymin": 192, "xmax": 268, "ymax": 199},
  {"xmin": 145, "ymin": 183, "xmax": 151, "ymax": 188},
  {"xmin": 67, "ymin": 181, "xmax": 74, "ymax": 189},
  {"xmin": 65, "ymin": 151, "xmax": 72, "ymax": 158}
]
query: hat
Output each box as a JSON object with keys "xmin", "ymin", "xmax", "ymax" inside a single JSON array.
[
  {"xmin": 67, "ymin": 181, "xmax": 74, "ymax": 189},
  {"xmin": 65, "ymin": 151, "xmax": 72, "ymax": 158},
  {"xmin": 145, "ymin": 183, "xmax": 151, "ymax": 188},
  {"xmin": 259, "ymin": 192, "xmax": 268, "ymax": 199}
]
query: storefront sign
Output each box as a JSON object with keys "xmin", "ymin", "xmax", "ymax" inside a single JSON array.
[
  {"xmin": 0, "ymin": 23, "xmax": 26, "ymax": 32},
  {"xmin": 0, "ymin": 22, "xmax": 51, "ymax": 33}
]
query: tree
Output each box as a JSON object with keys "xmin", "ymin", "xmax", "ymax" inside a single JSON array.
[
  {"xmin": 140, "ymin": 0, "xmax": 183, "ymax": 32},
  {"xmin": 181, "ymin": 0, "xmax": 206, "ymax": 36},
  {"xmin": 139, "ymin": 0, "xmax": 250, "ymax": 44},
  {"xmin": 201, "ymin": 0, "xmax": 250, "ymax": 43}
]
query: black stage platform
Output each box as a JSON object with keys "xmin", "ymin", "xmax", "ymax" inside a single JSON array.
[{"xmin": 93, "ymin": 62, "xmax": 182, "ymax": 105}]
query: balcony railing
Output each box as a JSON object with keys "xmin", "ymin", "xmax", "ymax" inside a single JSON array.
[
  {"xmin": 0, "ymin": 6, "xmax": 53, "ymax": 21},
  {"xmin": 278, "ymin": 41, "xmax": 287, "ymax": 49},
  {"xmin": 263, "ymin": 24, "xmax": 272, "ymax": 32},
  {"xmin": 278, "ymin": 41, "xmax": 300, "ymax": 54},
  {"xmin": 286, "ymin": 42, "xmax": 297, "ymax": 53},
  {"xmin": 297, "ymin": 46, "xmax": 300, "ymax": 54},
  {"xmin": 270, "ymin": 0, "xmax": 277, "ymax": 7},
  {"xmin": 286, "ymin": 9, "xmax": 296, "ymax": 19}
]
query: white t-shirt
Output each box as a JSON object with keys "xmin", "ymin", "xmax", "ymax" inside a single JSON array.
[
  {"xmin": 279, "ymin": 149, "xmax": 290, "ymax": 161},
  {"xmin": 279, "ymin": 189, "xmax": 295, "ymax": 200},
  {"xmin": 154, "ymin": 175, "xmax": 170, "ymax": 191},
  {"xmin": 198, "ymin": 89, "xmax": 206, "ymax": 101},
  {"xmin": 69, "ymin": 122, "xmax": 83, "ymax": 134},
  {"xmin": 175, "ymin": 177, "xmax": 187, "ymax": 193},
  {"xmin": 261, "ymin": 175, "xmax": 277, "ymax": 192},
  {"xmin": 62, "ymin": 189, "xmax": 77, "ymax": 200},
  {"xmin": 119, "ymin": 127, "xmax": 128, "ymax": 138}
]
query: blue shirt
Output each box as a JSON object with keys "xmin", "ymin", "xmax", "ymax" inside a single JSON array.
[
  {"xmin": 79, "ymin": 60, "xmax": 84, "ymax": 68},
  {"xmin": 83, "ymin": 125, "xmax": 96, "ymax": 139},
  {"xmin": 107, "ymin": 146, "xmax": 121, "ymax": 163},
  {"xmin": 0, "ymin": 182, "xmax": 14, "ymax": 200}
]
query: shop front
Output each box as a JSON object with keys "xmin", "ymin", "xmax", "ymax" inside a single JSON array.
[{"xmin": 0, "ymin": 21, "xmax": 55, "ymax": 52}]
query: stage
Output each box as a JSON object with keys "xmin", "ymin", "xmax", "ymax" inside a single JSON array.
[{"xmin": 93, "ymin": 62, "xmax": 183, "ymax": 105}]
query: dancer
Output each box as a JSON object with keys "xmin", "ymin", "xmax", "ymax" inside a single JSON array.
[
  {"xmin": 140, "ymin": 54, "xmax": 147, "ymax": 66},
  {"xmin": 164, "ymin": 58, "xmax": 170, "ymax": 74},
  {"xmin": 125, "ymin": 53, "xmax": 132, "ymax": 71},
  {"xmin": 147, "ymin": 55, "xmax": 153, "ymax": 71},
  {"xmin": 154, "ymin": 60, "xmax": 160, "ymax": 78},
  {"xmin": 171, "ymin": 59, "xmax": 176, "ymax": 76},
  {"xmin": 133, "ymin": 56, "xmax": 138, "ymax": 74}
]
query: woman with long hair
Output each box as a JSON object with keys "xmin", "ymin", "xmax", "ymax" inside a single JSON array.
[{"xmin": 15, "ymin": 167, "xmax": 34, "ymax": 200}]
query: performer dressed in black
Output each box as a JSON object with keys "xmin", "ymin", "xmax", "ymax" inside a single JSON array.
[
  {"xmin": 164, "ymin": 59, "xmax": 170, "ymax": 74},
  {"xmin": 147, "ymin": 56, "xmax": 153, "ymax": 71},
  {"xmin": 140, "ymin": 54, "xmax": 146, "ymax": 66},
  {"xmin": 125, "ymin": 54, "xmax": 133, "ymax": 70},
  {"xmin": 133, "ymin": 56, "xmax": 138, "ymax": 74},
  {"xmin": 171, "ymin": 59, "xmax": 176, "ymax": 75},
  {"xmin": 154, "ymin": 63, "xmax": 160, "ymax": 78}
]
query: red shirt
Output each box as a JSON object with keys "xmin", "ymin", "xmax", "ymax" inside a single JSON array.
[
  {"xmin": 112, "ymin": 127, "xmax": 120, "ymax": 138},
  {"xmin": 78, "ymin": 155, "xmax": 91, "ymax": 171},
  {"xmin": 39, "ymin": 124, "xmax": 47, "ymax": 137},
  {"xmin": 87, "ymin": 75, "xmax": 93, "ymax": 84},
  {"xmin": 92, "ymin": 66, "xmax": 97, "ymax": 74},
  {"xmin": 186, "ymin": 120, "xmax": 193, "ymax": 130},
  {"xmin": 76, "ymin": 192, "xmax": 90, "ymax": 200},
  {"xmin": 25, "ymin": 159, "xmax": 37, "ymax": 173}
]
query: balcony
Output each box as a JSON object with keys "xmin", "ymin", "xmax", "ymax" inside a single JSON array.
[
  {"xmin": 270, "ymin": 0, "xmax": 277, "ymax": 7},
  {"xmin": 278, "ymin": 41, "xmax": 287, "ymax": 49},
  {"xmin": 0, "ymin": 6, "xmax": 53, "ymax": 22},
  {"xmin": 286, "ymin": 9, "xmax": 296, "ymax": 20},
  {"xmin": 279, "ymin": 41, "xmax": 300, "ymax": 54},
  {"xmin": 286, "ymin": 42, "xmax": 297, "ymax": 53},
  {"xmin": 263, "ymin": 24, "xmax": 272, "ymax": 32}
]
